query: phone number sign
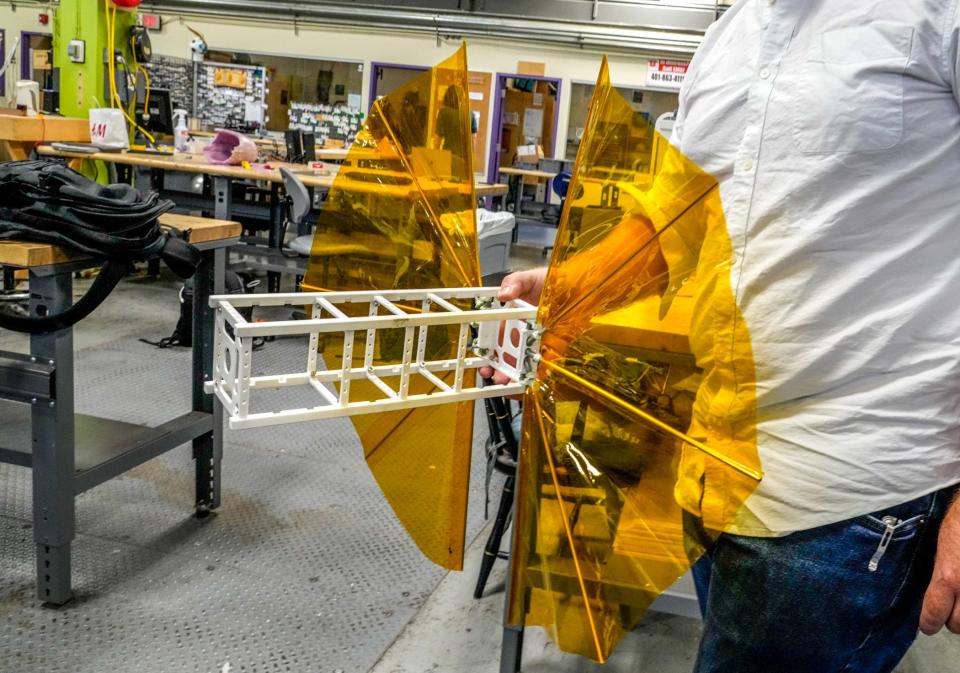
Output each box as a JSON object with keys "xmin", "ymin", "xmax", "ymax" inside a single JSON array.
[{"xmin": 645, "ymin": 59, "xmax": 689, "ymax": 90}]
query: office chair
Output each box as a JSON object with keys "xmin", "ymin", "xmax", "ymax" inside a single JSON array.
[
  {"xmin": 278, "ymin": 167, "xmax": 315, "ymax": 290},
  {"xmin": 541, "ymin": 171, "xmax": 571, "ymax": 258}
]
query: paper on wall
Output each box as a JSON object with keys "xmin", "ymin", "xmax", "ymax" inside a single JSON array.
[
  {"xmin": 244, "ymin": 100, "xmax": 264, "ymax": 124},
  {"xmin": 523, "ymin": 107, "xmax": 544, "ymax": 138}
]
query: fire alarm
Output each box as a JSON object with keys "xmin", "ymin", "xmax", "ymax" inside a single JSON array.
[
  {"xmin": 38, "ymin": 13, "xmax": 50, "ymax": 25},
  {"xmin": 112, "ymin": 0, "xmax": 142, "ymax": 7},
  {"xmin": 141, "ymin": 13, "xmax": 162, "ymax": 31}
]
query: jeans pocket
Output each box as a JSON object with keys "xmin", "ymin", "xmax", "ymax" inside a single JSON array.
[
  {"xmin": 854, "ymin": 502, "xmax": 931, "ymax": 573},
  {"xmin": 858, "ymin": 513, "xmax": 925, "ymax": 540}
]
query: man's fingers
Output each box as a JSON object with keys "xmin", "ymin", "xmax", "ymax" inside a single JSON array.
[
  {"xmin": 498, "ymin": 272, "xmax": 526, "ymax": 301},
  {"xmin": 947, "ymin": 594, "xmax": 960, "ymax": 635},
  {"xmin": 920, "ymin": 580, "xmax": 954, "ymax": 635}
]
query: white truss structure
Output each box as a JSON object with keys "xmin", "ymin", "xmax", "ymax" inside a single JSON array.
[{"xmin": 206, "ymin": 287, "xmax": 540, "ymax": 429}]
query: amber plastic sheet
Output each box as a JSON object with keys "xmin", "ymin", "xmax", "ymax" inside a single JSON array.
[
  {"xmin": 506, "ymin": 58, "xmax": 764, "ymax": 662},
  {"xmin": 301, "ymin": 44, "xmax": 480, "ymax": 570}
]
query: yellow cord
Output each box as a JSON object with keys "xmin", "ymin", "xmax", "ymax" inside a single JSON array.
[
  {"xmin": 128, "ymin": 33, "xmax": 150, "ymax": 118},
  {"xmin": 140, "ymin": 65, "xmax": 151, "ymax": 115},
  {"xmin": 104, "ymin": 0, "xmax": 155, "ymax": 144}
]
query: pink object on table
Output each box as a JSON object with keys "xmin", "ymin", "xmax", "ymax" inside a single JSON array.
[{"xmin": 203, "ymin": 129, "xmax": 258, "ymax": 165}]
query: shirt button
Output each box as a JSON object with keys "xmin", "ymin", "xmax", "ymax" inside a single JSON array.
[
  {"xmin": 740, "ymin": 158, "xmax": 754, "ymax": 172},
  {"xmin": 759, "ymin": 66, "xmax": 771, "ymax": 79}
]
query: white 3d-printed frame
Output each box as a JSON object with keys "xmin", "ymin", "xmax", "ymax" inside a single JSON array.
[{"xmin": 206, "ymin": 287, "xmax": 540, "ymax": 429}]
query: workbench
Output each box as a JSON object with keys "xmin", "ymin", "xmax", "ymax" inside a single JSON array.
[
  {"xmin": 34, "ymin": 146, "xmax": 509, "ymax": 291},
  {"xmin": 498, "ymin": 166, "xmax": 558, "ymax": 233},
  {"xmin": 0, "ymin": 214, "xmax": 239, "ymax": 605},
  {"xmin": 0, "ymin": 110, "xmax": 89, "ymax": 161},
  {"xmin": 35, "ymin": 145, "xmax": 508, "ymax": 198}
]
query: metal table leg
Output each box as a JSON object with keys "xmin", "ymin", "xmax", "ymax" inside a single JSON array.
[
  {"xmin": 191, "ymin": 247, "xmax": 225, "ymax": 517},
  {"xmin": 213, "ymin": 176, "xmax": 233, "ymax": 222},
  {"xmin": 511, "ymin": 175, "xmax": 522, "ymax": 243},
  {"xmin": 29, "ymin": 270, "xmax": 76, "ymax": 605},
  {"xmin": 501, "ymin": 623, "xmax": 524, "ymax": 673},
  {"xmin": 267, "ymin": 183, "xmax": 282, "ymax": 293}
]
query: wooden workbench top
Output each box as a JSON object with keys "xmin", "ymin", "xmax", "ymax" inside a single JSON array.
[
  {"xmin": 158, "ymin": 213, "xmax": 241, "ymax": 244},
  {"xmin": 0, "ymin": 214, "xmax": 240, "ymax": 269},
  {"xmin": 34, "ymin": 145, "xmax": 508, "ymax": 197},
  {"xmin": 499, "ymin": 166, "xmax": 558, "ymax": 179},
  {"xmin": 589, "ymin": 292, "xmax": 693, "ymax": 354},
  {"xmin": 1, "ymin": 110, "xmax": 90, "ymax": 162}
]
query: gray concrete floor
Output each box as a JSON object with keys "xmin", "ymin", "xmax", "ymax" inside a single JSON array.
[
  {"xmin": 3, "ymin": 247, "xmax": 960, "ymax": 673},
  {"xmin": 368, "ymin": 518, "xmax": 960, "ymax": 673}
]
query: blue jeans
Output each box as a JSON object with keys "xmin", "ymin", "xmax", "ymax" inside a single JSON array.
[{"xmin": 692, "ymin": 485, "xmax": 959, "ymax": 673}]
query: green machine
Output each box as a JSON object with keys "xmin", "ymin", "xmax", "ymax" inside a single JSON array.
[{"xmin": 53, "ymin": 0, "xmax": 148, "ymax": 122}]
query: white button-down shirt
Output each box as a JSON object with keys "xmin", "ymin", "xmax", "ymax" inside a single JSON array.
[{"xmin": 673, "ymin": 0, "xmax": 960, "ymax": 534}]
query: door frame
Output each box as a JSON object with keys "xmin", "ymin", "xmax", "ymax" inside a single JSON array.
[
  {"xmin": 486, "ymin": 72, "xmax": 562, "ymax": 187},
  {"xmin": 20, "ymin": 31, "xmax": 52, "ymax": 81},
  {"xmin": 368, "ymin": 61, "xmax": 429, "ymax": 111},
  {"xmin": 0, "ymin": 29, "xmax": 6, "ymax": 96}
]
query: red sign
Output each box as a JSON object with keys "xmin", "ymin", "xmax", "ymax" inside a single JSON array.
[
  {"xmin": 141, "ymin": 13, "xmax": 162, "ymax": 30},
  {"xmin": 645, "ymin": 59, "xmax": 689, "ymax": 90}
]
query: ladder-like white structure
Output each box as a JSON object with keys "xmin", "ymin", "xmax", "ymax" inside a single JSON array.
[{"xmin": 206, "ymin": 288, "xmax": 540, "ymax": 429}]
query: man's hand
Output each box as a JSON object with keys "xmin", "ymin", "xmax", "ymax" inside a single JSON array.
[
  {"xmin": 920, "ymin": 493, "xmax": 960, "ymax": 635},
  {"xmin": 478, "ymin": 268, "xmax": 547, "ymax": 385},
  {"xmin": 495, "ymin": 267, "xmax": 548, "ymax": 306}
]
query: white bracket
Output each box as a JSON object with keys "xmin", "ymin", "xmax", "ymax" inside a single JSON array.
[{"xmin": 205, "ymin": 287, "xmax": 540, "ymax": 430}]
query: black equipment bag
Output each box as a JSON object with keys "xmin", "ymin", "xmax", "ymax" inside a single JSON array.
[
  {"xmin": 0, "ymin": 160, "xmax": 201, "ymax": 334},
  {"xmin": 141, "ymin": 271, "xmax": 260, "ymax": 349}
]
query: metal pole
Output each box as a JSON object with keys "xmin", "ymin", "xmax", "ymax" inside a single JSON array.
[{"xmin": 29, "ymin": 269, "xmax": 76, "ymax": 605}]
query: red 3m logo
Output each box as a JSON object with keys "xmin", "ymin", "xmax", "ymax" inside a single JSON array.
[{"xmin": 91, "ymin": 123, "xmax": 108, "ymax": 138}]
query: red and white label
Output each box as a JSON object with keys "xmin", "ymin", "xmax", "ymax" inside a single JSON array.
[
  {"xmin": 645, "ymin": 59, "xmax": 689, "ymax": 90},
  {"xmin": 141, "ymin": 13, "xmax": 162, "ymax": 30}
]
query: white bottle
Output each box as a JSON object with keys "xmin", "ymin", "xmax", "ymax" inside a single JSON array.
[{"xmin": 173, "ymin": 109, "xmax": 190, "ymax": 153}]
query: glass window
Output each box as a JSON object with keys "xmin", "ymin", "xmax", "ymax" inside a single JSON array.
[
  {"xmin": 565, "ymin": 81, "xmax": 678, "ymax": 160},
  {"xmin": 206, "ymin": 50, "xmax": 364, "ymax": 133}
]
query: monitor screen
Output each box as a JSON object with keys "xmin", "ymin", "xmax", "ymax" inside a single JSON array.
[{"xmin": 138, "ymin": 87, "xmax": 175, "ymax": 136}]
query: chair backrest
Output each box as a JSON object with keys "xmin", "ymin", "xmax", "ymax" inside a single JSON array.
[
  {"xmin": 552, "ymin": 171, "xmax": 572, "ymax": 200},
  {"xmin": 279, "ymin": 167, "xmax": 312, "ymax": 225}
]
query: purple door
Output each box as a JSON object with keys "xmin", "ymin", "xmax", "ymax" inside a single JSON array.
[{"xmin": 486, "ymin": 73, "xmax": 563, "ymax": 187}]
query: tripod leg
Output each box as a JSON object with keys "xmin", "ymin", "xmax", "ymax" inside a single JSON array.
[{"xmin": 474, "ymin": 474, "xmax": 516, "ymax": 599}]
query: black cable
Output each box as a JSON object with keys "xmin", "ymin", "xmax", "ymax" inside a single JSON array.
[
  {"xmin": 0, "ymin": 160, "xmax": 201, "ymax": 334},
  {"xmin": 0, "ymin": 260, "xmax": 126, "ymax": 334}
]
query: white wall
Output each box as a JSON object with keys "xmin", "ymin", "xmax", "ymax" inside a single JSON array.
[{"xmin": 0, "ymin": 3, "xmax": 665, "ymax": 166}]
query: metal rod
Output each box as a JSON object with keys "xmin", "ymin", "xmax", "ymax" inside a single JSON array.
[
  {"xmin": 418, "ymin": 367, "xmax": 453, "ymax": 392},
  {"xmin": 366, "ymin": 371, "xmax": 399, "ymax": 399},
  {"xmin": 234, "ymin": 307, "xmax": 536, "ymax": 338},
  {"xmin": 308, "ymin": 376, "xmax": 340, "ymax": 406}
]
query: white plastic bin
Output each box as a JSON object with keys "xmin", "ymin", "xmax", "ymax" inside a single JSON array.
[{"xmin": 477, "ymin": 208, "xmax": 516, "ymax": 276}]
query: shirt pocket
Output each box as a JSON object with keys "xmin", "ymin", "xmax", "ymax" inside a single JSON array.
[{"xmin": 792, "ymin": 23, "xmax": 914, "ymax": 154}]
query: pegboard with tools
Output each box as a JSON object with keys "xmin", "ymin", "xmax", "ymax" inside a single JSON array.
[
  {"xmin": 196, "ymin": 62, "xmax": 269, "ymax": 131},
  {"xmin": 141, "ymin": 55, "xmax": 195, "ymax": 113}
]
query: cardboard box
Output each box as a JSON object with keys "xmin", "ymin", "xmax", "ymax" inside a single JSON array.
[
  {"xmin": 32, "ymin": 50, "xmax": 51, "ymax": 71},
  {"xmin": 516, "ymin": 144, "xmax": 544, "ymax": 164},
  {"xmin": 517, "ymin": 61, "xmax": 546, "ymax": 76}
]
